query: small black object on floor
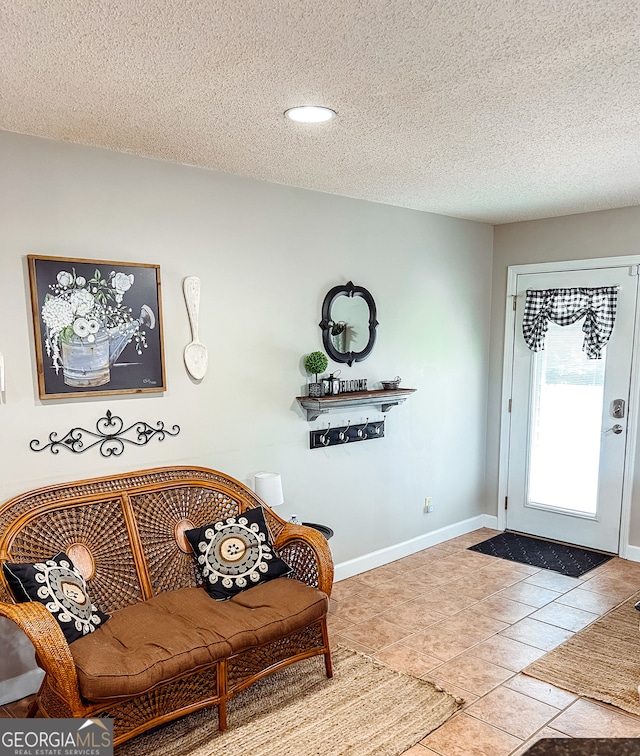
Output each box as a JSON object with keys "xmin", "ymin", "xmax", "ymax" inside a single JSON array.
[
  {"xmin": 468, "ymin": 531, "xmax": 613, "ymax": 578},
  {"xmin": 521, "ymin": 738, "xmax": 640, "ymax": 755}
]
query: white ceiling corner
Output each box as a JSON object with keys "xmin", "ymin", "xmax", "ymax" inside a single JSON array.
[{"xmin": 1, "ymin": 0, "xmax": 639, "ymax": 224}]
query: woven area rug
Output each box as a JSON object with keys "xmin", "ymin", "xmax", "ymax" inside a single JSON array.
[
  {"xmin": 116, "ymin": 646, "xmax": 461, "ymax": 756},
  {"xmin": 523, "ymin": 591, "xmax": 640, "ymax": 715},
  {"xmin": 468, "ymin": 531, "xmax": 613, "ymax": 577}
]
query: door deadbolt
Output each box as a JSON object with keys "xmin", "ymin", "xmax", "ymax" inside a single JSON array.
[{"xmin": 612, "ymin": 398, "xmax": 626, "ymax": 419}]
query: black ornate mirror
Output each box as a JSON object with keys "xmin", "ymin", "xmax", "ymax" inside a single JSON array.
[{"xmin": 319, "ymin": 281, "xmax": 378, "ymax": 366}]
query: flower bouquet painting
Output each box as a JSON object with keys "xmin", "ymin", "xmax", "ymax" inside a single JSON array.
[{"xmin": 28, "ymin": 256, "xmax": 166, "ymax": 399}]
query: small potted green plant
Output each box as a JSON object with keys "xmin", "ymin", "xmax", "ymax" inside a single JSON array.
[{"xmin": 304, "ymin": 351, "xmax": 329, "ymax": 397}]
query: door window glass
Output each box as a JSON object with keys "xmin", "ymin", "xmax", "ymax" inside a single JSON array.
[{"xmin": 528, "ymin": 320, "xmax": 605, "ymax": 516}]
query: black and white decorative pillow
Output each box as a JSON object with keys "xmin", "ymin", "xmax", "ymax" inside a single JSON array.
[
  {"xmin": 186, "ymin": 507, "xmax": 291, "ymax": 601},
  {"xmin": 2, "ymin": 552, "xmax": 110, "ymax": 644}
]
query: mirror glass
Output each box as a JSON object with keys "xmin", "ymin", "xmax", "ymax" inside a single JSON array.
[
  {"xmin": 329, "ymin": 296, "xmax": 369, "ymax": 354},
  {"xmin": 320, "ymin": 281, "xmax": 378, "ymax": 366}
]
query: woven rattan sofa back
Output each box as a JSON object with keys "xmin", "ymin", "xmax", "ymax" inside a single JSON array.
[{"xmin": 0, "ymin": 467, "xmax": 281, "ymax": 614}]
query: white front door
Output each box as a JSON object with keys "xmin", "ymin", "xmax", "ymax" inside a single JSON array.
[{"xmin": 506, "ymin": 264, "xmax": 639, "ymax": 553}]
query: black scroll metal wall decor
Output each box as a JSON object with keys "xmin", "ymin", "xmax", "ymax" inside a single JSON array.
[
  {"xmin": 30, "ymin": 409, "xmax": 180, "ymax": 457},
  {"xmin": 309, "ymin": 418, "xmax": 385, "ymax": 449}
]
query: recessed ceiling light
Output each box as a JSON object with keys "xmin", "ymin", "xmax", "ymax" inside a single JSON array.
[{"xmin": 284, "ymin": 105, "xmax": 336, "ymax": 123}]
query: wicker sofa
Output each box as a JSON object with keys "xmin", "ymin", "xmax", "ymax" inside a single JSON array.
[{"xmin": 0, "ymin": 466, "xmax": 333, "ymax": 745}]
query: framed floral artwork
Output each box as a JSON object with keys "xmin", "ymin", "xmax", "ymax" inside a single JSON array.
[{"xmin": 28, "ymin": 255, "xmax": 166, "ymax": 399}]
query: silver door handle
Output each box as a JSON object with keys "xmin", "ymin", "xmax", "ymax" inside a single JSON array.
[{"xmin": 603, "ymin": 424, "xmax": 624, "ymax": 435}]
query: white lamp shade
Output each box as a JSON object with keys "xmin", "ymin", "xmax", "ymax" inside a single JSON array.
[{"xmin": 254, "ymin": 472, "xmax": 284, "ymax": 508}]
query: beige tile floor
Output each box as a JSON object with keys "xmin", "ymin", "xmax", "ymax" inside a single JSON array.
[
  {"xmin": 2, "ymin": 528, "xmax": 640, "ymax": 755},
  {"xmin": 329, "ymin": 528, "xmax": 640, "ymax": 755}
]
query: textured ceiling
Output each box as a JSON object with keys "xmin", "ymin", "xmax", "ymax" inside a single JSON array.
[{"xmin": 1, "ymin": 0, "xmax": 639, "ymax": 224}]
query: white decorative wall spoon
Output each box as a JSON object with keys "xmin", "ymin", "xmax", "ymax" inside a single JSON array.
[{"xmin": 182, "ymin": 277, "xmax": 208, "ymax": 380}]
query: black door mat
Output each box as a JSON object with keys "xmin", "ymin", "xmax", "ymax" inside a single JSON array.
[{"xmin": 468, "ymin": 532, "xmax": 613, "ymax": 578}]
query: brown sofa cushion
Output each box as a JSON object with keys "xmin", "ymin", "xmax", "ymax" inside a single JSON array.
[{"xmin": 70, "ymin": 578, "xmax": 328, "ymax": 701}]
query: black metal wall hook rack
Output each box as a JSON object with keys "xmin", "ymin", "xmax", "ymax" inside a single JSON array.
[{"xmin": 309, "ymin": 418, "xmax": 385, "ymax": 449}]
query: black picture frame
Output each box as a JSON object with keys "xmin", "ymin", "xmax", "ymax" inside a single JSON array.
[{"xmin": 28, "ymin": 255, "xmax": 166, "ymax": 400}]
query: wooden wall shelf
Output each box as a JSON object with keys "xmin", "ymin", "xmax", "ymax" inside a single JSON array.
[{"xmin": 296, "ymin": 388, "xmax": 416, "ymax": 421}]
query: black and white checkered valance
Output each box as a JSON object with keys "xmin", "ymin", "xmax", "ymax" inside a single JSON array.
[{"xmin": 522, "ymin": 287, "xmax": 618, "ymax": 359}]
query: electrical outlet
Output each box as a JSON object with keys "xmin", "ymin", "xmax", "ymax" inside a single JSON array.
[{"xmin": 424, "ymin": 497, "xmax": 433, "ymax": 513}]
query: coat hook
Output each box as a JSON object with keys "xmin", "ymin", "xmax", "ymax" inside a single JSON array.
[
  {"xmin": 319, "ymin": 424, "xmax": 331, "ymax": 446},
  {"xmin": 338, "ymin": 420, "xmax": 351, "ymax": 443},
  {"xmin": 357, "ymin": 418, "xmax": 369, "ymax": 439}
]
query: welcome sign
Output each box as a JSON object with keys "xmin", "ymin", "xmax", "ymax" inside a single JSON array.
[{"xmin": 0, "ymin": 719, "xmax": 113, "ymax": 756}]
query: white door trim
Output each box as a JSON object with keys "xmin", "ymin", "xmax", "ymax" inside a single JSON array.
[{"xmin": 498, "ymin": 256, "xmax": 640, "ymax": 558}]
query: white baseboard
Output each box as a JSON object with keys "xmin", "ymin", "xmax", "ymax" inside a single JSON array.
[
  {"xmin": 0, "ymin": 668, "xmax": 44, "ymax": 706},
  {"xmin": 334, "ymin": 514, "xmax": 499, "ymax": 582},
  {"xmin": 624, "ymin": 544, "xmax": 640, "ymax": 563}
]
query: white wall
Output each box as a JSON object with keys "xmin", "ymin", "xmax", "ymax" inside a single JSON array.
[
  {"xmin": 487, "ymin": 206, "xmax": 640, "ymax": 547},
  {"xmin": 0, "ymin": 131, "xmax": 494, "ymax": 697}
]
